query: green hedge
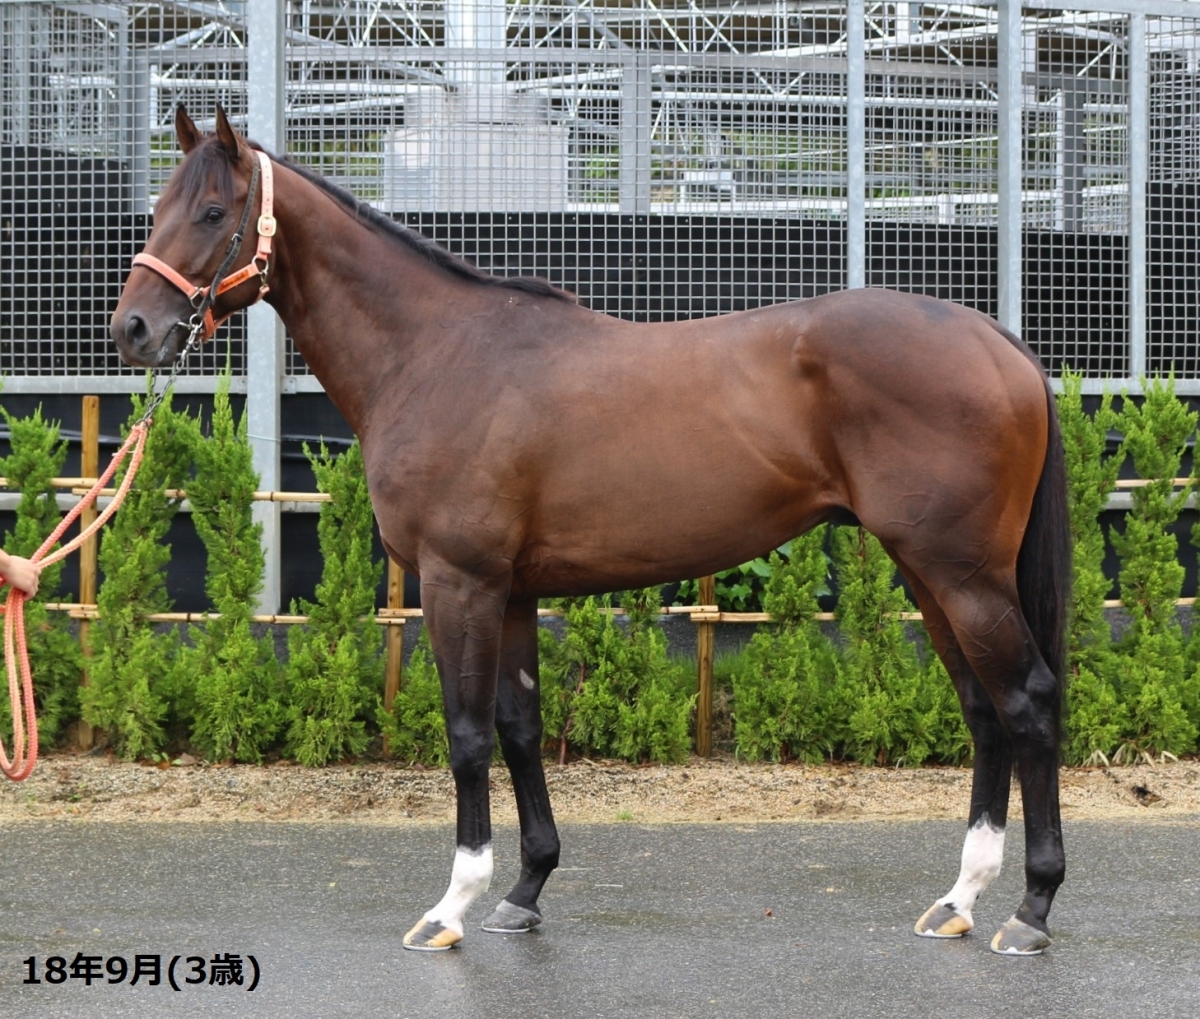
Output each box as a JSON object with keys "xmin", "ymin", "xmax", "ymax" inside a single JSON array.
[
  {"xmin": 1059, "ymin": 373, "xmax": 1200, "ymax": 762},
  {"xmin": 727, "ymin": 526, "xmax": 967, "ymax": 766},
  {"xmin": 3, "ymin": 374, "xmax": 1200, "ymax": 766}
]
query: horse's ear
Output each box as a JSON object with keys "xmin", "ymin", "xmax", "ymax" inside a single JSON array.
[
  {"xmin": 214, "ymin": 104, "xmax": 243, "ymax": 161},
  {"xmin": 176, "ymin": 104, "xmax": 201, "ymax": 154}
]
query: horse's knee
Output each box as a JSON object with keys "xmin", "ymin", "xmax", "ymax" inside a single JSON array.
[
  {"xmin": 497, "ymin": 718, "xmax": 542, "ymax": 763},
  {"xmin": 496, "ymin": 681, "xmax": 547, "ymax": 759},
  {"xmin": 447, "ymin": 724, "xmax": 494, "ymax": 780}
]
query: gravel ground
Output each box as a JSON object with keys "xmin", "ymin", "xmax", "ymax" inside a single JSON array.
[{"xmin": 0, "ymin": 754, "xmax": 1197, "ymax": 825}]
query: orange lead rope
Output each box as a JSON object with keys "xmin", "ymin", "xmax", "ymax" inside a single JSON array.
[{"xmin": 0, "ymin": 421, "xmax": 151, "ymax": 781}]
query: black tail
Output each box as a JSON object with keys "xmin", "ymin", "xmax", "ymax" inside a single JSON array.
[
  {"xmin": 998, "ymin": 328, "xmax": 1072, "ymax": 731},
  {"xmin": 1017, "ymin": 387, "xmax": 1071, "ymax": 684}
]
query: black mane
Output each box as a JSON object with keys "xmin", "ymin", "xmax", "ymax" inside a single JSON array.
[
  {"xmin": 170, "ymin": 135, "xmax": 575, "ymax": 303},
  {"xmin": 280, "ymin": 152, "xmax": 575, "ymax": 302}
]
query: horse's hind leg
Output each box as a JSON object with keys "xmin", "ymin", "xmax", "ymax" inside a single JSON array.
[
  {"xmin": 402, "ymin": 564, "xmax": 508, "ymax": 951},
  {"xmin": 900, "ymin": 569, "xmax": 1013, "ymax": 941},
  {"xmin": 913, "ymin": 570, "xmax": 1064, "ymax": 956},
  {"xmin": 482, "ymin": 596, "xmax": 561, "ymax": 933}
]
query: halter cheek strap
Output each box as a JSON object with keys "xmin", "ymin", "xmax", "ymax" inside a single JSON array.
[{"xmin": 130, "ymin": 150, "xmax": 276, "ymax": 342}]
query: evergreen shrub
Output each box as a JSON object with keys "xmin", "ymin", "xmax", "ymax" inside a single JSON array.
[
  {"xmin": 378, "ymin": 629, "xmax": 449, "ymax": 767},
  {"xmin": 81, "ymin": 384, "xmax": 193, "ymax": 759},
  {"xmin": 284, "ymin": 440, "xmax": 384, "ymax": 766},
  {"xmin": 540, "ymin": 587, "xmax": 694, "ymax": 764},
  {"xmin": 1109, "ymin": 377, "xmax": 1198, "ymax": 759},
  {"xmin": 829, "ymin": 526, "xmax": 966, "ymax": 766},
  {"xmin": 183, "ymin": 374, "xmax": 283, "ymax": 763},
  {"xmin": 1058, "ymin": 371, "xmax": 1128, "ymax": 763},
  {"xmin": 729, "ymin": 527, "xmax": 837, "ymax": 762}
]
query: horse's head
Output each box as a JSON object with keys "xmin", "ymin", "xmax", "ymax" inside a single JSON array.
[{"xmin": 111, "ymin": 104, "xmax": 274, "ymax": 367}]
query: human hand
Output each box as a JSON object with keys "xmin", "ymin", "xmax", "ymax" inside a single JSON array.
[{"xmin": 0, "ymin": 553, "xmax": 41, "ymax": 597}]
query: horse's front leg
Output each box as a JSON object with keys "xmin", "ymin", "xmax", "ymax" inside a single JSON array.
[
  {"xmin": 402, "ymin": 565, "xmax": 509, "ymax": 952},
  {"xmin": 481, "ymin": 596, "xmax": 560, "ymax": 933}
]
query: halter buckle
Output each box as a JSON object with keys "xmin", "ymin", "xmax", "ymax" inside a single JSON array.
[{"xmin": 257, "ymin": 214, "xmax": 277, "ymax": 238}]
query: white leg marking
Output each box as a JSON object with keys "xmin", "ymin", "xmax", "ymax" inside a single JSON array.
[
  {"xmin": 518, "ymin": 668, "xmax": 536, "ymax": 690},
  {"xmin": 423, "ymin": 844, "xmax": 494, "ymax": 938},
  {"xmin": 939, "ymin": 815, "xmax": 1006, "ymax": 922}
]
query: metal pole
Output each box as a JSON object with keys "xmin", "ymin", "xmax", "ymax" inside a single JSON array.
[
  {"xmin": 846, "ymin": 0, "xmax": 866, "ymax": 289},
  {"xmin": 9, "ymin": 2, "xmax": 31, "ymax": 146},
  {"xmin": 1128, "ymin": 13, "xmax": 1147, "ymax": 381},
  {"xmin": 444, "ymin": 0, "xmax": 507, "ymax": 87},
  {"xmin": 247, "ymin": 0, "xmax": 286, "ymax": 614},
  {"xmin": 620, "ymin": 53, "xmax": 652, "ymax": 217},
  {"xmin": 130, "ymin": 52, "xmax": 150, "ymax": 214},
  {"xmin": 996, "ymin": 0, "xmax": 1023, "ymax": 332}
]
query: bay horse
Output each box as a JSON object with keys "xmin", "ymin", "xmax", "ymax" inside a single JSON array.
[{"xmin": 111, "ymin": 106, "xmax": 1070, "ymax": 957}]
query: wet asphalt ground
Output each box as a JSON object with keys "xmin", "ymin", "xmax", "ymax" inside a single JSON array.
[{"xmin": 1, "ymin": 817, "xmax": 1197, "ymax": 1019}]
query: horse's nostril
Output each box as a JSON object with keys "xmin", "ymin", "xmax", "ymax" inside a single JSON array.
[{"xmin": 126, "ymin": 314, "xmax": 149, "ymax": 347}]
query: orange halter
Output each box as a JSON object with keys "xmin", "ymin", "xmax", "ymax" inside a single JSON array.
[{"xmin": 130, "ymin": 150, "xmax": 276, "ymax": 341}]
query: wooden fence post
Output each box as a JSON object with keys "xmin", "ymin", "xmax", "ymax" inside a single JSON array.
[
  {"xmin": 77, "ymin": 395, "xmax": 100, "ymax": 751},
  {"xmin": 382, "ymin": 558, "xmax": 404, "ymax": 755},
  {"xmin": 695, "ymin": 574, "xmax": 715, "ymax": 757}
]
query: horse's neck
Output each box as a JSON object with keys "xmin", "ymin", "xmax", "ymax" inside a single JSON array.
[{"xmin": 265, "ymin": 167, "xmax": 474, "ymax": 435}]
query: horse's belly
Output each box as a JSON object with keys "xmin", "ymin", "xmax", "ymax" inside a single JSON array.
[{"xmin": 512, "ymin": 467, "xmax": 836, "ymax": 598}]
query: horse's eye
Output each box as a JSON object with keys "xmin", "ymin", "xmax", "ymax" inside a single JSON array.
[{"xmin": 204, "ymin": 207, "xmax": 225, "ymax": 224}]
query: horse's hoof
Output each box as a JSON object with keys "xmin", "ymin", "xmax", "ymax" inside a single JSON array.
[
  {"xmin": 481, "ymin": 899, "xmax": 543, "ymax": 933},
  {"xmin": 989, "ymin": 917, "xmax": 1050, "ymax": 956},
  {"xmin": 914, "ymin": 901, "xmax": 972, "ymax": 938},
  {"xmin": 403, "ymin": 919, "xmax": 462, "ymax": 952}
]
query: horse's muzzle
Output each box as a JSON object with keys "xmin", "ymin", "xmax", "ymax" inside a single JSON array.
[{"xmin": 110, "ymin": 309, "xmax": 183, "ymax": 368}]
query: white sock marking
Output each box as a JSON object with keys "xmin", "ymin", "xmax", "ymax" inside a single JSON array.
[
  {"xmin": 939, "ymin": 815, "xmax": 1005, "ymax": 923},
  {"xmin": 423, "ymin": 844, "xmax": 494, "ymax": 938}
]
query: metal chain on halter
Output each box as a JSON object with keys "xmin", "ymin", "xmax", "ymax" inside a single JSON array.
[{"xmin": 137, "ymin": 321, "xmax": 204, "ymax": 425}]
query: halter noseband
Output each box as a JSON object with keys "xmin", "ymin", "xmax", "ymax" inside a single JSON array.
[{"xmin": 130, "ymin": 149, "xmax": 276, "ymax": 342}]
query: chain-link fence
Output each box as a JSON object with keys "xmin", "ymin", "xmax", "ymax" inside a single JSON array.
[{"xmin": 5, "ymin": 1, "xmax": 1197, "ymax": 388}]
